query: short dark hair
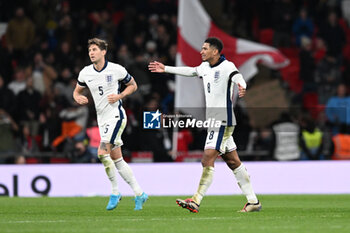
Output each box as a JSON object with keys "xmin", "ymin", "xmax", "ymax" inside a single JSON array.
[
  {"xmin": 88, "ymin": 38, "xmax": 108, "ymax": 51},
  {"xmin": 204, "ymin": 37, "xmax": 223, "ymax": 53}
]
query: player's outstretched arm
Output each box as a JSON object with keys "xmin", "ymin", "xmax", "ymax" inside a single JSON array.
[
  {"xmin": 148, "ymin": 61, "xmax": 197, "ymax": 77},
  {"xmin": 73, "ymin": 84, "xmax": 89, "ymax": 105},
  {"xmin": 148, "ymin": 61, "xmax": 165, "ymax": 73}
]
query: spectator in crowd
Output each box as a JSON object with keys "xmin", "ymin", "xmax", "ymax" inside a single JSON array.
[
  {"xmin": 313, "ymin": 0, "xmax": 331, "ymax": 27},
  {"xmin": 299, "ymin": 115, "xmax": 324, "ymax": 160},
  {"xmin": 0, "ymin": 109, "xmax": 19, "ymax": 159},
  {"xmin": 92, "ymin": 10, "xmax": 116, "ymax": 52},
  {"xmin": 312, "ymin": 38, "xmax": 327, "ymax": 65},
  {"xmin": 8, "ymin": 67, "xmax": 27, "ymax": 96},
  {"xmin": 147, "ymin": 14, "xmax": 159, "ymax": 41},
  {"xmin": 38, "ymin": 108, "xmax": 62, "ymax": 152},
  {"xmin": 54, "ymin": 67, "xmax": 76, "ymax": 106},
  {"xmin": 20, "ymin": 124, "xmax": 40, "ymax": 155},
  {"xmin": 5, "ymin": 7, "xmax": 35, "ymax": 65},
  {"xmin": 14, "ymin": 155, "xmax": 26, "ymax": 164},
  {"xmin": 155, "ymin": 24, "xmax": 172, "ymax": 58},
  {"xmin": 71, "ymin": 140, "xmax": 92, "ymax": 163},
  {"xmin": 325, "ymin": 83, "xmax": 350, "ymax": 134},
  {"xmin": 37, "ymin": 83, "xmax": 71, "ymax": 152},
  {"xmin": 315, "ymin": 54, "xmax": 342, "ymax": 104},
  {"xmin": 332, "ymin": 123, "xmax": 350, "ymax": 160},
  {"xmin": 56, "ymin": 14, "xmax": 77, "ymax": 49},
  {"xmin": 0, "ymin": 75, "xmax": 16, "ymax": 116},
  {"xmin": 16, "ymin": 76, "xmax": 42, "ymax": 136},
  {"xmin": 272, "ymin": 0, "xmax": 295, "ymax": 47},
  {"xmin": 314, "ymin": 107, "xmax": 334, "ymax": 158},
  {"xmin": 244, "ymin": 125, "xmax": 273, "ymax": 161},
  {"xmin": 31, "ymin": 52, "xmax": 47, "ymax": 95},
  {"xmin": 116, "ymin": 44, "xmax": 133, "ymax": 68},
  {"xmin": 128, "ymin": 53, "xmax": 152, "ymax": 99},
  {"xmin": 292, "ymin": 8, "xmax": 314, "ymax": 47},
  {"xmin": 31, "ymin": 52, "xmax": 58, "ymax": 95},
  {"xmin": 52, "ymin": 103, "xmax": 89, "ymax": 150},
  {"xmin": 318, "ymin": 11, "xmax": 346, "ymax": 61},
  {"xmin": 144, "ymin": 40, "xmax": 159, "ymax": 61},
  {"xmin": 166, "ymin": 44, "xmax": 177, "ymax": 66},
  {"xmin": 129, "ymin": 33, "xmax": 146, "ymax": 57},
  {"xmin": 271, "ymin": 112, "xmax": 300, "ymax": 161},
  {"xmin": 0, "ymin": 45, "xmax": 13, "ymax": 85},
  {"xmin": 299, "ymin": 37, "xmax": 316, "ymax": 93},
  {"xmin": 86, "ymin": 119, "xmax": 100, "ymax": 162},
  {"xmin": 55, "ymin": 41, "xmax": 76, "ymax": 71},
  {"xmin": 27, "ymin": 0, "xmax": 57, "ymax": 37}
]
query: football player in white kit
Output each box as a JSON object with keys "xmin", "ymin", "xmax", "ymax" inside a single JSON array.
[
  {"xmin": 148, "ymin": 37, "xmax": 261, "ymax": 213},
  {"xmin": 73, "ymin": 38, "xmax": 148, "ymax": 211}
]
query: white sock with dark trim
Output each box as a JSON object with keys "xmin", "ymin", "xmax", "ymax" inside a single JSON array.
[
  {"xmin": 192, "ymin": 166, "xmax": 214, "ymax": 204},
  {"xmin": 114, "ymin": 158, "xmax": 143, "ymax": 196},
  {"xmin": 233, "ymin": 163, "xmax": 258, "ymax": 203},
  {"xmin": 98, "ymin": 154, "xmax": 119, "ymax": 195}
]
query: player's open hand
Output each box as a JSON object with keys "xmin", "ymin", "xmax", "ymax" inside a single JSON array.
[
  {"xmin": 75, "ymin": 95, "xmax": 89, "ymax": 105},
  {"xmin": 107, "ymin": 94, "xmax": 122, "ymax": 103},
  {"xmin": 148, "ymin": 61, "xmax": 165, "ymax": 73},
  {"xmin": 238, "ymin": 83, "xmax": 246, "ymax": 98}
]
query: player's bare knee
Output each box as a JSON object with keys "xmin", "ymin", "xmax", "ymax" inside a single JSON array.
[
  {"xmin": 202, "ymin": 150, "xmax": 218, "ymax": 167},
  {"xmin": 222, "ymin": 153, "xmax": 241, "ymax": 170},
  {"xmin": 201, "ymin": 156, "xmax": 210, "ymax": 167},
  {"xmin": 99, "ymin": 142, "xmax": 112, "ymax": 153},
  {"xmin": 97, "ymin": 149, "xmax": 105, "ymax": 155},
  {"xmin": 110, "ymin": 145, "xmax": 122, "ymax": 160},
  {"xmin": 98, "ymin": 154, "xmax": 112, "ymax": 166},
  {"xmin": 201, "ymin": 159, "xmax": 213, "ymax": 167},
  {"xmin": 225, "ymin": 159, "xmax": 240, "ymax": 170}
]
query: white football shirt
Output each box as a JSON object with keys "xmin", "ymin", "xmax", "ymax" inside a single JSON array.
[
  {"xmin": 165, "ymin": 55, "xmax": 246, "ymax": 126},
  {"xmin": 77, "ymin": 61, "xmax": 131, "ymax": 125},
  {"xmin": 196, "ymin": 56, "xmax": 245, "ymax": 126}
]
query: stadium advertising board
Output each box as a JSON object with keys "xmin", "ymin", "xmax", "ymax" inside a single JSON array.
[{"xmin": 0, "ymin": 161, "xmax": 350, "ymax": 197}]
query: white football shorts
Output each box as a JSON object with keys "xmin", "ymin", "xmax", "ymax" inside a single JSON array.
[
  {"xmin": 99, "ymin": 118, "xmax": 127, "ymax": 147},
  {"xmin": 204, "ymin": 125, "xmax": 237, "ymax": 154}
]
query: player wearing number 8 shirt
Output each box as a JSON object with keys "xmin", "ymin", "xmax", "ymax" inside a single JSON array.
[
  {"xmin": 149, "ymin": 37, "xmax": 261, "ymax": 213},
  {"xmin": 73, "ymin": 38, "xmax": 147, "ymax": 211}
]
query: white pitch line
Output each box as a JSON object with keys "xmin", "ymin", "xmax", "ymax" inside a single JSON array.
[
  {"xmin": 2, "ymin": 216, "xmax": 239, "ymax": 224},
  {"xmin": 3, "ymin": 220, "xmax": 67, "ymax": 224},
  {"xmin": 109, "ymin": 216, "xmax": 240, "ymax": 222}
]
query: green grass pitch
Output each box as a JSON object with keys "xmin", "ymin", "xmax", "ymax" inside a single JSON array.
[{"xmin": 1, "ymin": 195, "xmax": 350, "ymax": 233}]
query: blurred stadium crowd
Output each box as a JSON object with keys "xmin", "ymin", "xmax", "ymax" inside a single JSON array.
[{"xmin": 1, "ymin": 0, "xmax": 350, "ymax": 164}]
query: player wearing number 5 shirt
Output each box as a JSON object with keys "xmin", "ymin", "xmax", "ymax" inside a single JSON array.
[{"xmin": 73, "ymin": 38, "xmax": 147, "ymax": 211}]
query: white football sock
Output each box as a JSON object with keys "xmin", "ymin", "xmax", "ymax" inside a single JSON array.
[
  {"xmin": 114, "ymin": 158, "xmax": 143, "ymax": 196},
  {"xmin": 233, "ymin": 163, "xmax": 258, "ymax": 203},
  {"xmin": 192, "ymin": 166, "xmax": 214, "ymax": 204},
  {"xmin": 98, "ymin": 154, "xmax": 119, "ymax": 195}
]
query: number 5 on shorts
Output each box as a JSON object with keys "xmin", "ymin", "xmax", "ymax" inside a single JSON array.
[{"xmin": 104, "ymin": 124, "xmax": 110, "ymax": 134}]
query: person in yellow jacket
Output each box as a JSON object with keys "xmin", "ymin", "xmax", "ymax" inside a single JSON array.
[{"xmin": 300, "ymin": 116, "xmax": 324, "ymax": 160}]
